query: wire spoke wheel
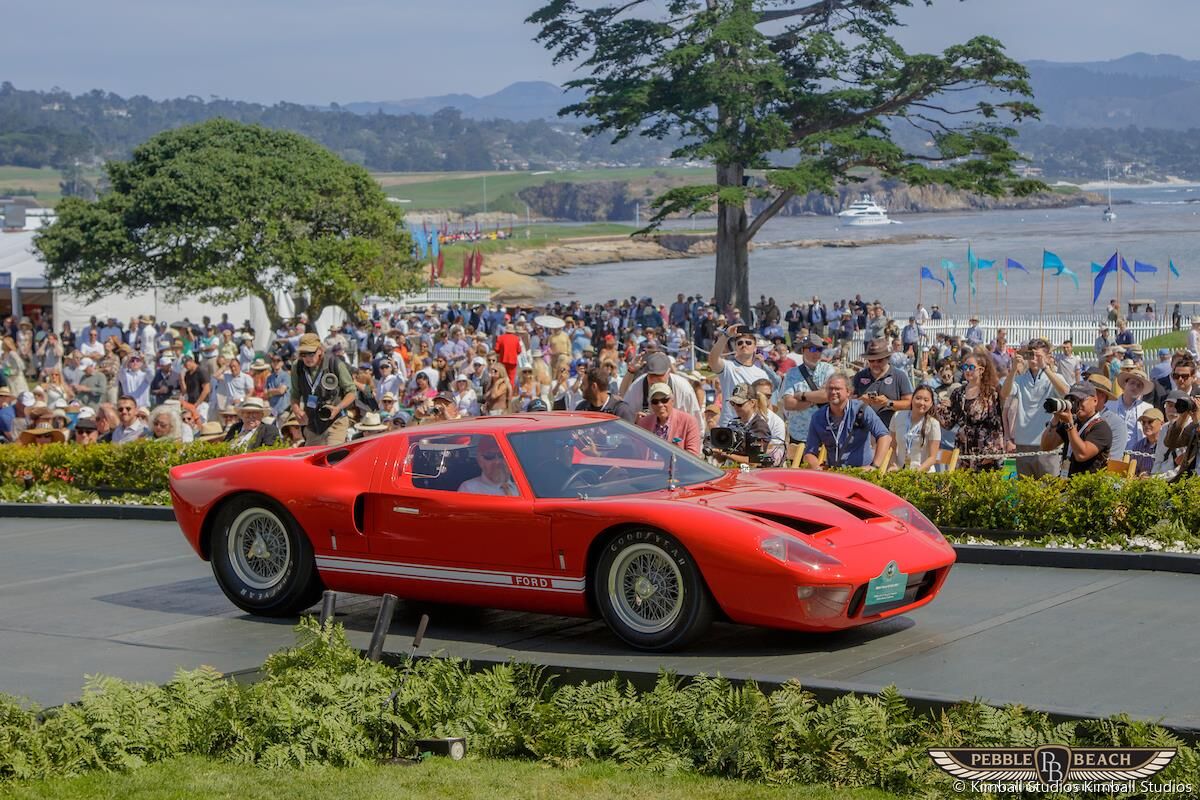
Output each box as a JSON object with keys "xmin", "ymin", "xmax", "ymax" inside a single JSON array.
[
  {"xmin": 227, "ymin": 507, "xmax": 291, "ymax": 591},
  {"xmin": 608, "ymin": 542, "xmax": 684, "ymax": 635}
]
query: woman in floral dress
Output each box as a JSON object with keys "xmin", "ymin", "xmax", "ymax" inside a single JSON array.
[{"xmin": 934, "ymin": 347, "xmax": 1006, "ymax": 470}]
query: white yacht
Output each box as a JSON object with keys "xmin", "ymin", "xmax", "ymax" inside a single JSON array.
[{"xmin": 837, "ymin": 193, "xmax": 901, "ymax": 226}]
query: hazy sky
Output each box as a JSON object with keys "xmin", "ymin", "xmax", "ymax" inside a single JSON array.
[{"xmin": 6, "ymin": 1, "xmax": 1199, "ymax": 105}]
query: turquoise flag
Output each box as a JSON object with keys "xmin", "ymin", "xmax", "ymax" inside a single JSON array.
[
  {"xmin": 1059, "ymin": 266, "xmax": 1080, "ymax": 290},
  {"xmin": 1043, "ymin": 250, "xmax": 1065, "ymax": 273},
  {"xmin": 997, "ymin": 269, "xmax": 1008, "ymax": 287},
  {"xmin": 947, "ymin": 270, "xmax": 958, "ymax": 303},
  {"xmin": 941, "ymin": 258, "xmax": 958, "ymax": 272},
  {"xmin": 1169, "ymin": 259, "xmax": 1181, "ymax": 277},
  {"xmin": 976, "ymin": 258, "xmax": 995, "ymax": 270}
]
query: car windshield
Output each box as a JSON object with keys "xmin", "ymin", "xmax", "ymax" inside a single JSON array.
[{"xmin": 507, "ymin": 419, "xmax": 723, "ymax": 499}]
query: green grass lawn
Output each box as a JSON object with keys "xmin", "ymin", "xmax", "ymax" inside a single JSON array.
[
  {"xmin": 0, "ymin": 754, "xmax": 901, "ymax": 800},
  {"xmin": 1141, "ymin": 330, "xmax": 1189, "ymax": 351},
  {"xmin": 0, "ymin": 165, "xmax": 103, "ymax": 206},
  {"xmin": 379, "ymin": 167, "xmax": 710, "ymax": 213}
]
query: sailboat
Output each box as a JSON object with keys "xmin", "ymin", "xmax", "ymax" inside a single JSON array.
[{"xmin": 1103, "ymin": 162, "xmax": 1117, "ymax": 222}]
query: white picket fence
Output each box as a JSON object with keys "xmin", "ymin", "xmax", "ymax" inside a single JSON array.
[
  {"xmin": 829, "ymin": 315, "xmax": 1172, "ymax": 363},
  {"xmin": 365, "ymin": 288, "xmax": 492, "ymax": 309}
]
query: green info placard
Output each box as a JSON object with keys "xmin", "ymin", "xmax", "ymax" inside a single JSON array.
[{"xmin": 865, "ymin": 560, "xmax": 907, "ymax": 608}]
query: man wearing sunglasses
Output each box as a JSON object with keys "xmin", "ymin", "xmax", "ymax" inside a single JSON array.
[
  {"xmin": 1149, "ymin": 354, "xmax": 1195, "ymax": 412},
  {"xmin": 457, "ymin": 437, "xmax": 518, "ymax": 496},
  {"xmin": 851, "ymin": 338, "xmax": 913, "ymax": 428},
  {"xmin": 707, "ymin": 322, "xmax": 773, "ymax": 427},
  {"xmin": 776, "ymin": 333, "xmax": 834, "ymax": 449},
  {"xmin": 635, "ymin": 382, "xmax": 701, "ymax": 456}
]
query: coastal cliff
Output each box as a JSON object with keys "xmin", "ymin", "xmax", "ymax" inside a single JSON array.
[{"xmin": 517, "ymin": 176, "xmax": 1104, "ymax": 222}]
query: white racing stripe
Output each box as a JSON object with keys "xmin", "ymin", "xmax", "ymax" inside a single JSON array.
[{"xmin": 315, "ymin": 555, "xmax": 586, "ymax": 594}]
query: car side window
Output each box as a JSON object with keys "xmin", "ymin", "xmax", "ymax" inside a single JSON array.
[{"xmin": 404, "ymin": 433, "xmax": 516, "ymax": 496}]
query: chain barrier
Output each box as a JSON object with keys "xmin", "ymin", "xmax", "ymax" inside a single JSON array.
[{"xmin": 955, "ymin": 449, "xmax": 1154, "ymax": 463}]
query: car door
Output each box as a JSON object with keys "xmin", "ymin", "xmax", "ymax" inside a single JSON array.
[{"xmin": 369, "ymin": 432, "xmax": 552, "ymax": 572}]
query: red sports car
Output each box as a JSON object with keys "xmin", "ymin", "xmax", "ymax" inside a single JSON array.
[{"xmin": 169, "ymin": 413, "xmax": 955, "ymax": 651}]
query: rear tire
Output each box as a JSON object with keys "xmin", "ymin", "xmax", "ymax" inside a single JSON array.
[
  {"xmin": 594, "ymin": 528, "xmax": 713, "ymax": 651},
  {"xmin": 210, "ymin": 495, "xmax": 323, "ymax": 616}
]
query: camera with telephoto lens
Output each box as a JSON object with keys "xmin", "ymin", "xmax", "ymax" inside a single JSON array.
[
  {"xmin": 705, "ymin": 426, "xmax": 772, "ymax": 466},
  {"xmin": 1043, "ymin": 397, "xmax": 1078, "ymax": 415},
  {"xmin": 1176, "ymin": 395, "xmax": 1198, "ymax": 414}
]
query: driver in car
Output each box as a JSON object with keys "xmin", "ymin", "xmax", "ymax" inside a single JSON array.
[{"xmin": 458, "ymin": 438, "xmax": 519, "ymax": 496}]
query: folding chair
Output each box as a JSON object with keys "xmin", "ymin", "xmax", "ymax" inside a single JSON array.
[
  {"xmin": 787, "ymin": 442, "xmax": 806, "ymax": 468},
  {"xmin": 1106, "ymin": 455, "xmax": 1136, "ymax": 479},
  {"xmin": 935, "ymin": 447, "xmax": 960, "ymax": 473}
]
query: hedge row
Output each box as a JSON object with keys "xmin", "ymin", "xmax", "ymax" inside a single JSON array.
[
  {"xmin": 0, "ymin": 440, "xmax": 247, "ymax": 492},
  {"xmin": 2, "ymin": 618, "xmax": 1196, "ymax": 795},
  {"xmin": 858, "ymin": 470, "xmax": 1200, "ymax": 545}
]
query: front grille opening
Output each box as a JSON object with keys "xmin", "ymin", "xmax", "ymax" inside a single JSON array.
[
  {"xmin": 848, "ymin": 569, "xmax": 940, "ymax": 618},
  {"xmin": 735, "ymin": 509, "xmax": 829, "ymax": 536}
]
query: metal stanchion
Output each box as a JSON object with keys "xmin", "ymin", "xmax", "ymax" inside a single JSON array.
[
  {"xmin": 318, "ymin": 590, "xmax": 337, "ymax": 627},
  {"xmin": 366, "ymin": 593, "xmax": 398, "ymax": 662}
]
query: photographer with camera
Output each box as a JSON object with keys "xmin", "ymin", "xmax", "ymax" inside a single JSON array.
[
  {"xmin": 1039, "ymin": 382, "xmax": 1112, "ymax": 476},
  {"xmin": 289, "ymin": 333, "xmax": 357, "ymax": 446},
  {"xmin": 1000, "ymin": 338, "xmax": 1070, "ymax": 477},
  {"xmin": 708, "ymin": 384, "xmax": 781, "ymax": 467},
  {"xmin": 1160, "ymin": 388, "xmax": 1200, "ymax": 480},
  {"xmin": 707, "ymin": 323, "xmax": 773, "ymax": 427},
  {"xmin": 803, "ymin": 374, "xmax": 892, "ymax": 470}
]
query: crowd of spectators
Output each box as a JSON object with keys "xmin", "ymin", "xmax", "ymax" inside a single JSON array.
[{"xmin": 1, "ymin": 296, "xmax": 1198, "ymax": 482}]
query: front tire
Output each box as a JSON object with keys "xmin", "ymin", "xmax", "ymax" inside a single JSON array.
[
  {"xmin": 210, "ymin": 495, "xmax": 323, "ymax": 616},
  {"xmin": 594, "ymin": 529, "xmax": 713, "ymax": 651}
]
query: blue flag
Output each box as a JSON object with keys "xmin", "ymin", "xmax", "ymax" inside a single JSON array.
[
  {"xmin": 1093, "ymin": 253, "xmax": 1117, "ymax": 305},
  {"xmin": 1043, "ymin": 250, "xmax": 1065, "ymax": 273},
  {"xmin": 414, "ymin": 227, "xmax": 428, "ymax": 259},
  {"xmin": 976, "ymin": 258, "xmax": 995, "ymax": 270},
  {"xmin": 1169, "ymin": 259, "xmax": 1181, "ymax": 277},
  {"xmin": 947, "ymin": 270, "xmax": 958, "ymax": 303},
  {"xmin": 920, "ymin": 266, "xmax": 945, "ymax": 288},
  {"xmin": 1120, "ymin": 255, "xmax": 1138, "ymax": 283},
  {"xmin": 1134, "ymin": 260, "xmax": 1158, "ymax": 274},
  {"xmin": 430, "ymin": 230, "xmax": 439, "ymax": 258},
  {"xmin": 1006, "ymin": 258, "xmax": 1028, "ymax": 273},
  {"xmin": 1059, "ymin": 266, "xmax": 1080, "ymax": 290}
]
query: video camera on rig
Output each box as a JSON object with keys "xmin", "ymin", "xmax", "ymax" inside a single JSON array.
[
  {"xmin": 1175, "ymin": 394, "xmax": 1198, "ymax": 415},
  {"xmin": 704, "ymin": 426, "xmax": 774, "ymax": 466}
]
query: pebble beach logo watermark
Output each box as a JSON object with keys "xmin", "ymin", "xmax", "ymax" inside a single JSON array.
[{"xmin": 927, "ymin": 745, "xmax": 1191, "ymax": 794}]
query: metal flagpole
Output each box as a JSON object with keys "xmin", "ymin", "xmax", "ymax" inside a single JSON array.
[
  {"xmin": 1055, "ymin": 273, "xmax": 1060, "ymax": 320},
  {"xmin": 918, "ymin": 268, "xmax": 923, "ymax": 314},
  {"xmin": 1165, "ymin": 256, "xmax": 1171, "ymax": 329},
  {"xmin": 1039, "ymin": 249, "xmax": 1046, "ymax": 319}
]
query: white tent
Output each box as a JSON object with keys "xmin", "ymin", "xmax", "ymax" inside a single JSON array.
[{"xmin": 0, "ymin": 227, "xmax": 349, "ymax": 351}]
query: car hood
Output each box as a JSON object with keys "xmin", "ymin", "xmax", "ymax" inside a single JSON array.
[{"xmin": 669, "ymin": 472, "xmax": 905, "ymax": 547}]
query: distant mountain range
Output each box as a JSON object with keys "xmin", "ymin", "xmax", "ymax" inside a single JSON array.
[
  {"xmin": 347, "ymin": 53, "xmax": 1200, "ymax": 130},
  {"xmin": 343, "ymin": 81, "xmax": 587, "ymax": 122}
]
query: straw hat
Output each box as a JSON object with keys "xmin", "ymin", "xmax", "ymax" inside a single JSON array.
[
  {"xmin": 19, "ymin": 426, "xmax": 67, "ymax": 445},
  {"xmin": 195, "ymin": 421, "xmax": 227, "ymax": 442},
  {"xmin": 238, "ymin": 396, "xmax": 267, "ymax": 413},
  {"xmin": 1116, "ymin": 369, "xmax": 1154, "ymax": 397},
  {"xmin": 1086, "ymin": 372, "xmax": 1116, "ymax": 398},
  {"xmin": 249, "ymin": 358, "xmax": 270, "ymax": 371},
  {"xmin": 355, "ymin": 411, "xmax": 388, "ymax": 432}
]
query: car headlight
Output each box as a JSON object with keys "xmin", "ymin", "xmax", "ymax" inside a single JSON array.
[
  {"xmin": 760, "ymin": 533, "xmax": 843, "ymax": 570},
  {"xmin": 888, "ymin": 502, "xmax": 946, "ymax": 543}
]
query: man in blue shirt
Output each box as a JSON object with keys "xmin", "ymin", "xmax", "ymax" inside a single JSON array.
[{"xmin": 804, "ymin": 374, "xmax": 892, "ymax": 469}]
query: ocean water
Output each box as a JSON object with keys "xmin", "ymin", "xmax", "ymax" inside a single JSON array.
[{"xmin": 540, "ymin": 186, "xmax": 1200, "ymax": 317}]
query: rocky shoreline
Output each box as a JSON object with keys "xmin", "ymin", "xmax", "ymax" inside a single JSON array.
[{"xmin": 479, "ymin": 231, "xmax": 956, "ymax": 302}]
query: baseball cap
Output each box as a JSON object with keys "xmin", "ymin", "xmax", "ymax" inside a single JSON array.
[
  {"xmin": 729, "ymin": 384, "xmax": 755, "ymax": 405},
  {"xmin": 431, "ymin": 391, "xmax": 455, "ymax": 404},
  {"xmin": 17, "ymin": 391, "xmax": 34, "ymax": 406},
  {"xmin": 1066, "ymin": 381, "xmax": 1096, "ymax": 400},
  {"xmin": 801, "ymin": 333, "xmax": 824, "ymax": 350},
  {"xmin": 158, "ymin": 355, "xmax": 173, "ymax": 366},
  {"xmin": 80, "ymin": 357, "xmax": 95, "ymax": 369},
  {"xmin": 298, "ymin": 333, "xmax": 322, "ymax": 354},
  {"xmin": 1138, "ymin": 408, "xmax": 1165, "ymax": 423},
  {"xmin": 648, "ymin": 382, "xmax": 672, "ymax": 399},
  {"xmin": 645, "ymin": 352, "xmax": 671, "ymax": 375},
  {"xmin": 73, "ymin": 417, "xmax": 97, "ymax": 432},
  {"xmin": 1159, "ymin": 348, "xmax": 1171, "ymax": 358}
]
